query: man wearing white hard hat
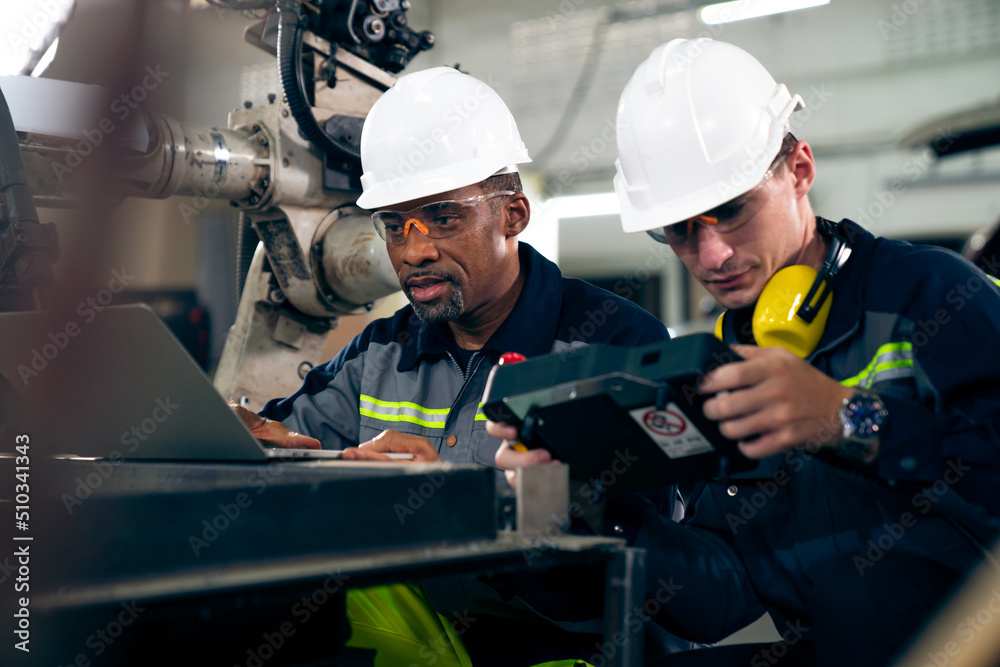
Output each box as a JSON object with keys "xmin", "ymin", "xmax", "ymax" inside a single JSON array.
[
  {"xmin": 255, "ymin": 65, "xmax": 667, "ymax": 479},
  {"xmin": 495, "ymin": 39, "xmax": 1000, "ymax": 665},
  {"xmin": 242, "ymin": 66, "xmax": 672, "ymax": 666}
]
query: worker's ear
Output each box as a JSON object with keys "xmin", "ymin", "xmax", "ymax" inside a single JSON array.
[
  {"xmin": 504, "ymin": 192, "xmax": 530, "ymax": 238},
  {"xmin": 788, "ymin": 140, "xmax": 815, "ymax": 199}
]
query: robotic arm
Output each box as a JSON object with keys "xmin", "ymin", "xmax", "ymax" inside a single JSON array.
[{"xmin": 9, "ymin": 0, "xmax": 434, "ymax": 410}]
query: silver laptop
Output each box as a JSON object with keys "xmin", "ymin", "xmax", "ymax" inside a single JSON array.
[{"xmin": 0, "ymin": 304, "xmax": 350, "ymax": 461}]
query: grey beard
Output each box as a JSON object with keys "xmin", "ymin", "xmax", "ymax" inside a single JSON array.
[{"xmin": 407, "ymin": 286, "xmax": 465, "ymax": 323}]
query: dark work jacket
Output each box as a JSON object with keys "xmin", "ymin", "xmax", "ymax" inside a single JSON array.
[
  {"xmin": 261, "ymin": 242, "xmax": 670, "ymax": 490},
  {"xmin": 261, "ymin": 242, "xmax": 676, "ymax": 661},
  {"xmin": 607, "ymin": 219, "xmax": 1000, "ymax": 644}
]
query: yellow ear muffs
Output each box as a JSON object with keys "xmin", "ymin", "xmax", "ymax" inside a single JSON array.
[
  {"xmin": 752, "ymin": 264, "xmax": 832, "ymax": 358},
  {"xmin": 713, "ymin": 219, "xmax": 849, "ymax": 357}
]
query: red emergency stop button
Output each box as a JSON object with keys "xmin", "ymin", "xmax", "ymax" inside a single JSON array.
[{"xmin": 499, "ymin": 352, "xmax": 526, "ymax": 365}]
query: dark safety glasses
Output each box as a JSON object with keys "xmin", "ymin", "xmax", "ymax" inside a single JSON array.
[
  {"xmin": 372, "ymin": 191, "xmax": 515, "ymax": 245},
  {"xmin": 648, "ymin": 149, "xmax": 792, "ymax": 246}
]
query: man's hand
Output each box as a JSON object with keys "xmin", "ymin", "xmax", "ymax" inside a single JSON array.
[
  {"xmin": 488, "ymin": 420, "xmax": 558, "ymax": 488},
  {"xmin": 700, "ymin": 345, "xmax": 853, "ymax": 459},
  {"xmin": 342, "ymin": 429, "xmax": 442, "ymax": 462},
  {"xmin": 229, "ymin": 403, "xmax": 321, "ymax": 449}
]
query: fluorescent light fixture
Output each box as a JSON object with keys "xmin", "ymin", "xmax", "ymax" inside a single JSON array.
[
  {"xmin": 699, "ymin": 0, "xmax": 830, "ymax": 25},
  {"xmin": 544, "ymin": 192, "xmax": 621, "ymax": 219}
]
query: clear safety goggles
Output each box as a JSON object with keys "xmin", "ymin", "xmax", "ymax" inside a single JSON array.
[
  {"xmin": 372, "ymin": 191, "xmax": 515, "ymax": 245},
  {"xmin": 647, "ymin": 153, "xmax": 789, "ymax": 246}
]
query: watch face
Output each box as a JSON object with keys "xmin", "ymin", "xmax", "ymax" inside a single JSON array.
[{"xmin": 845, "ymin": 397, "xmax": 886, "ymax": 439}]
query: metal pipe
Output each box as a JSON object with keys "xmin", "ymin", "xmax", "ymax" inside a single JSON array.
[{"xmin": 117, "ymin": 112, "xmax": 268, "ymax": 203}]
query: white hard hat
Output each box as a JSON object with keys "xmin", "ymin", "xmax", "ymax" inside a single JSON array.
[
  {"xmin": 356, "ymin": 67, "xmax": 532, "ymax": 209},
  {"xmin": 614, "ymin": 39, "xmax": 804, "ymax": 233}
]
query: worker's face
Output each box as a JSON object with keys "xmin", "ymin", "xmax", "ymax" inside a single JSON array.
[
  {"xmin": 380, "ymin": 184, "xmax": 528, "ymax": 323},
  {"xmin": 667, "ymin": 145, "xmax": 815, "ymax": 309}
]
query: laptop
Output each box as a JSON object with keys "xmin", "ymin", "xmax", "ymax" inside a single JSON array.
[{"xmin": 0, "ymin": 304, "xmax": 384, "ymax": 462}]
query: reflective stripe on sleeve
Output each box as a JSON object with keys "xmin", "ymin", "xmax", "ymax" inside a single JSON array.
[
  {"xmin": 840, "ymin": 341, "xmax": 914, "ymax": 389},
  {"xmin": 359, "ymin": 394, "xmax": 449, "ymax": 428}
]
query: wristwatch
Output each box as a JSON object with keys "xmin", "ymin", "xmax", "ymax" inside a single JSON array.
[{"xmin": 836, "ymin": 389, "xmax": 888, "ymax": 462}]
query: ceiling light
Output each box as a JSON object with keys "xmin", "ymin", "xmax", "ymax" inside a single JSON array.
[
  {"xmin": 699, "ymin": 0, "xmax": 830, "ymax": 25},
  {"xmin": 543, "ymin": 192, "xmax": 621, "ymax": 219}
]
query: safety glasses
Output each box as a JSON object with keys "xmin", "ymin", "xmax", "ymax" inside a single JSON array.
[
  {"xmin": 372, "ymin": 191, "xmax": 515, "ymax": 245},
  {"xmin": 647, "ymin": 151, "xmax": 791, "ymax": 246}
]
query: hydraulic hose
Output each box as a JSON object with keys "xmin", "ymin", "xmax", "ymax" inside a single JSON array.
[{"xmin": 275, "ymin": 0, "xmax": 361, "ymax": 168}]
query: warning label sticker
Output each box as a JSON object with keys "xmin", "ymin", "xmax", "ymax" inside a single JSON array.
[{"xmin": 628, "ymin": 403, "xmax": 715, "ymax": 459}]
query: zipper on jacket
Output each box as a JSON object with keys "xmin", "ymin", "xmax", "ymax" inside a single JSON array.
[
  {"xmin": 447, "ymin": 353, "xmax": 486, "ymax": 417},
  {"xmin": 446, "ymin": 350, "xmax": 480, "ymax": 382}
]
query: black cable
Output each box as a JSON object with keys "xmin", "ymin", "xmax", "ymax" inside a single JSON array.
[
  {"xmin": 531, "ymin": 16, "xmax": 610, "ymax": 170},
  {"xmin": 205, "ymin": 0, "xmax": 275, "ymax": 10},
  {"xmin": 345, "ymin": 0, "xmax": 362, "ymax": 47},
  {"xmin": 276, "ymin": 0, "xmax": 361, "ymax": 166}
]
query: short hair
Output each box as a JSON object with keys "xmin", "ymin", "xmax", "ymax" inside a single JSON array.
[{"xmin": 481, "ymin": 172, "xmax": 523, "ymax": 213}]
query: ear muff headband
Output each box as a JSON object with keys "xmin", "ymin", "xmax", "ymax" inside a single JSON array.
[{"xmin": 796, "ymin": 219, "xmax": 851, "ymax": 324}]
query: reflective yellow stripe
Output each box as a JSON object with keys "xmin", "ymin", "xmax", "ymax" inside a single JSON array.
[
  {"xmin": 359, "ymin": 394, "xmax": 450, "ymax": 414},
  {"xmin": 359, "ymin": 408, "xmax": 447, "ymax": 429},
  {"xmin": 990, "ymin": 276, "xmax": 1000, "ymax": 288},
  {"xmin": 871, "ymin": 359, "xmax": 911, "ymax": 374},
  {"xmin": 841, "ymin": 342, "xmax": 914, "ymax": 389},
  {"xmin": 874, "ymin": 341, "xmax": 910, "ymax": 354},
  {"xmin": 359, "ymin": 394, "xmax": 450, "ymax": 428},
  {"xmin": 474, "ymin": 402, "xmax": 488, "ymax": 422}
]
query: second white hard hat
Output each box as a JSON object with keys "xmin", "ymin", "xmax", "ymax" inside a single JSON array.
[
  {"xmin": 614, "ymin": 39, "xmax": 804, "ymax": 234},
  {"xmin": 356, "ymin": 67, "xmax": 531, "ymax": 210}
]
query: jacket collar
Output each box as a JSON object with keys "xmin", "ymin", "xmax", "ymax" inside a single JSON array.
[
  {"xmin": 396, "ymin": 243, "xmax": 563, "ymax": 372},
  {"xmin": 813, "ymin": 218, "xmax": 874, "ymax": 351}
]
